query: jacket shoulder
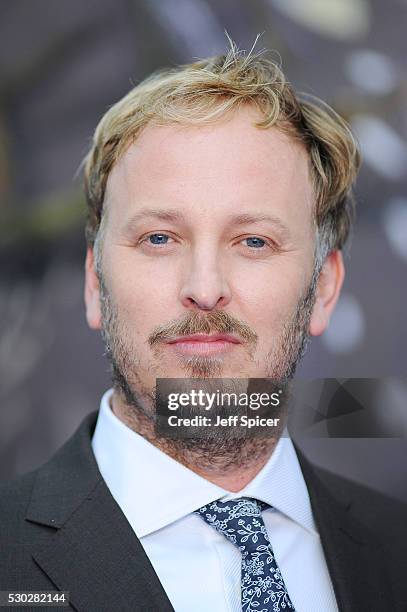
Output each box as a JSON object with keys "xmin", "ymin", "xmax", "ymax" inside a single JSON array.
[
  {"xmin": 0, "ymin": 410, "xmax": 100, "ymax": 535},
  {"xmin": 314, "ymin": 465, "xmax": 407, "ymax": 530},
  {"xmin": 313, "ymin": 464, "xmax": 407, "ymax": 591},
  {"xmin": 0, "ymin": 471, "xmax": 38, "ymax": 533}
]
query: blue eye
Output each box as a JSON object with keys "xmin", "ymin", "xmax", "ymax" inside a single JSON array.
[
  {"xmin": 148, "ymin": 234, "xmax": 169, "ymax": 245},
  {"xmin": 245, "ymin": 237, "xmax": 266, "ymax": 248}
]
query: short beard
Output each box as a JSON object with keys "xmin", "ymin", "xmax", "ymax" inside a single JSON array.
[{"xmin": 98, "ymin": 267, "xmax": 319, "ymax": 472}]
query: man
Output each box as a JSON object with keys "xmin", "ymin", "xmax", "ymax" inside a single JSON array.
[{"xmin": 1, "ymin": 43, "xmax": 406, "ymax": 612}]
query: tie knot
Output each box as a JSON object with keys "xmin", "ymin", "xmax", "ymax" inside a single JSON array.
[{"xmin": 195, "ymin": 498, "xmax": 270, "ymax": 553}]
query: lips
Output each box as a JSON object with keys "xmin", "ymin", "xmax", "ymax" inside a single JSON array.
[
  {"xmin": 166, "ymin": 333, "xmax": 241, "ymax": 344},
  {"xmin": 165, "ymin": 333, "xmax": 241, "ymax": 356}
]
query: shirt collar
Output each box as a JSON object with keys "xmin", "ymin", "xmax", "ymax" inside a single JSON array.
[{"xmin": 92, "ymin": 388, "xmax": 317, "ymax": 538}]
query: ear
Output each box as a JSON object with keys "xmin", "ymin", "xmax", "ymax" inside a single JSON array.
[
  {"xmin": 309, "ymin": 250, "xmax": 345, "ymax": 337},
  {"xmin": 84, "ymin": 247, "xmax": 102, "ymax": 330}
]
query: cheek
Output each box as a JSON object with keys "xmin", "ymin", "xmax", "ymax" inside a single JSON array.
[
  {"xmin": 106, "ymin": 254, "xmax": 176, "ymax": 329},
  {"xmin": 234, "ymin": 260, "xmax": 306, "ymax": 329}
]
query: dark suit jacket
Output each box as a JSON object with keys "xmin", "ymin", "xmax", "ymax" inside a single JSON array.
[{"xmin": 1, "ymin": 411, "xmax": 406, "ymax": 612}]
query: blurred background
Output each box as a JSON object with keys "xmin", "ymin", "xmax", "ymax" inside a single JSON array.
[{"xmin": 0, "ymin": 0, "xmax": 406, "ymax": 499}]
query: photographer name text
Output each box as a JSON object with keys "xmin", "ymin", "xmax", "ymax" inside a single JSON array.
[{"xmin": 167, "ymin": 415, "xmax": 280, "ymax": 428}]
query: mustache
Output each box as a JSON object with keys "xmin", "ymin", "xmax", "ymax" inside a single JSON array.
[{"xmin": 148, "ymin": 310, "xmax": 258, "ymax": 347}]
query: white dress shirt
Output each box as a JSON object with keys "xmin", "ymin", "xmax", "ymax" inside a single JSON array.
[{"xmin": 92, "ymin": 389, "xmax": 338, "ymax": 612}]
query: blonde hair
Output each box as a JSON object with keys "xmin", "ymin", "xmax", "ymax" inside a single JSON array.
[{"xmin": 83, "ymin": 40, "xmax": 361, "ymax": 268}]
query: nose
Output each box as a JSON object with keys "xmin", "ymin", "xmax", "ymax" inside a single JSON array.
[{"xmin": 179, "ymin": 247, "xmax": 232, "ymax": 311}]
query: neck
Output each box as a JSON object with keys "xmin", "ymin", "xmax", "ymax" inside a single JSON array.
[{"xmin": 110, "ymin": 390, "xmax": 284, "ymax": 492}]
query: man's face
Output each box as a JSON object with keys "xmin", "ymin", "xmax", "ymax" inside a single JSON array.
[{"xmin": 85, "ymin": 106, "xmax": 339, "ymax": 412}]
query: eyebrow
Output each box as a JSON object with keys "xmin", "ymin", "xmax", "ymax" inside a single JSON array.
[
  {"xmin": 122, "ymin": 208, "xmax": 291, "ymax": 240},
  {"xmin": 226, "ymin": 212, "xmax": 291, "ymax": 240}
]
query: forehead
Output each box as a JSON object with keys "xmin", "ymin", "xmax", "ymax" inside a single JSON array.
[{"xmin": 104, "ymin": 106, "xmax": 314, "ymax": 237}]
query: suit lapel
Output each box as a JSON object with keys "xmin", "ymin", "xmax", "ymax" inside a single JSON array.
[
  {"xmin": 295, "ymin": 444, "xmax": 394, "ymax": 612},
  {"xmin": 26, "ymin": 412, "xmax": 174, "ymax": 612}
]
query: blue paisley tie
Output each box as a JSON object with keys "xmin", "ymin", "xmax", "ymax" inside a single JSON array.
[{"xmin": 195, "ymin": 498, "xmax": 295, "ymax": 612}]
